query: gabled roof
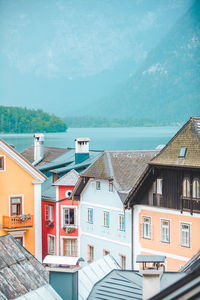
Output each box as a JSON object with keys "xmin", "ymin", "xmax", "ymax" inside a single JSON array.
[
  {"xmin": 0, "ymin": 235, "xmax": 61, "ymax": 299},
  {"xmin": 150, "ymin": 117, "xmax": 200, "ymax": 168},
  {"xmin": 21, "ymin": 145, "xmax": 69, "ymax": 166},
  {"xmin": 53, "ymin": 169, "xmax": 79, "ymax": 186},
  {"xmin": 83, "ymin": 149, "xmax": 157, "ymax": 187},
  {"xmin": 88, "ymin": 270, "xmax": 184, "ymax": 300},
  {"xmin": 0, "ymin": 139, "xmax": 46, "ymax": 183}
]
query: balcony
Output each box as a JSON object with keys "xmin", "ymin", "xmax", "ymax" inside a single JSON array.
[{"xmin": 2, "ymin": 215, "xmax": 34, "ymax": 230}]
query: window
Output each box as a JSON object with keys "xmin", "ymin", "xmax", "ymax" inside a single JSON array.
[
  {"xmin": 63, "ymin": 239, "xmax": 77, "ymax": 256},
  {"xmin": 179, "ymin": 147, "xmax": 187, "ymax": 158},
  {"xmin": 15, "ymin": 237, "xmax": 23, "ymax": 246},
  {"xmin": 104, "ymin": 211, "xmax": 109, "ymax": 227},
  {"xmin": 142, "ymin": 216, "xmax": 151, "ymax": 239},
  {"xmin": 192, "ymin": 178, "xmax": 200, "ymax": 199},
  {"xmin": 154, "ymin": 178, "xmax": 163, "ymax": 194},
  {"xmin": 119, "ymin": 215, "xmax": 125, "ymax": 231},
  {"xmin": 183, "ymin": 178, "xmax": 190, "ymax": 198},
  {"xmin": 11, "ymin": 196, "xmax": 22, "ymax": 216},
  {"xmin": 48, "ymin": 235, "xmax": 55, "ymax": 254},
  {"xmin": 88, "ymin": 208, "xmax": 93, "ymax": 224},
  {"xmin": 109, "ymin": 181, "xmax": 113, "ymax": 192},
  {"xmin": 119, "ymin": 254, "xmax": 126, "ymax": 269},
  {"xmin": 103, "ymin": 249, "xmax": 110, "ymax": 256},
  {"xmin": 0, "ymin": 156, "xmax": 5, "ymax": 170},
  {"xmin": 161, "ymin": 219, "xmax": 170, "ymax": 243},
  {"xmin": 96, "ymin": 181, "xmax": 101, "ymax": 190},
  {"xmin": 180, "ymin": 223, "xmax": 190, "ymax": 248},
  {"xmin": 63, "ymin": 208, "xmax": 76, "ymax": 226},
  {"xmin": 88, "ymin": 245, "xmax": 94, "ymax": 262},
  {"xmin": 48, "ymin": 205, "xmax": 54, "ymax": 222}
]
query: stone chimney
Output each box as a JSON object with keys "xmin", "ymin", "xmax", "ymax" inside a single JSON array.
[
  {"xmin": 137, "ymin": 255, "xmax": 165, "ymax": 300},
  {"xmin": 33, "ymin": 133, "xmax": 44, "ymax": 164},
  {"xmin": 75, "ymin": 138, "xmax": 90, "ymax": 164}
]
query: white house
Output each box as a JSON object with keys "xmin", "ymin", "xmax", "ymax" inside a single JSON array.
[{"xmin": 72, "ymin": 150, "xmax": 157, "ymax": 269}]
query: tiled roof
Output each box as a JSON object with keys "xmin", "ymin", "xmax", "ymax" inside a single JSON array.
[
  {"xmin": 88, "ymin": 270, "xmax": 184, "ymax": 300},
  {"xmin": 83, "ymin": 150, "xmax": 158, "ymax": 192},
  {"xmin": 0, "ymin": 235, "xmax": 61, "ymax": 299},
  {"xmin": 151, "ymin": 117, "xmax": 200, "ymax": 168},
  {"xmin": 53, "ymin": 169, "xmax": 79, "ymax": 186},
  {"xmin": 21, "ymin": 146, "xmax": 69, "ymax": 166}
]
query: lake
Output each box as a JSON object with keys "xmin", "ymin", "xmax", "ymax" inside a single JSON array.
[{"xmin": 0, "ymin": 127, "xmax": 180, "ymax": 153}]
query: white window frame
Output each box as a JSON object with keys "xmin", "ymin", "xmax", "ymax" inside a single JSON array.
[
  {"xmin": 48, "ymin": 234, "xmax": 55, "ymax": 255},
  {"xmin": 180, "ymin": 223, "xmax": 190, "ymax": 248},
  {"xmin": 192, "ymin": 178, "xmax": 200, "ymax": 199},
  {"xmin": 161, "ymin": 219, "xmax": 170, "ymax": 243},
  {"xmin": 61, "ymin": 205, "xmax": 77, "ymax": 228},
  {"xmin": 119, "ymin": 214, "xmax": 125, "ymax": 231},
  {"xmin": 183, "ymin": 177, "xmax": 190, "ymax": 198},
  {"xmin": 88, "ymin": 244, "xmax": 94, "ymax": 262},
  {"xmin": 48, "ymin": 205, "xmax": 54, "ymax": 222},
  {"xmin": 61, "ymin": 237, "xmax": 78, "ymax": 257},
  {"xmin": 0, "ymin": 155, "xmax": 6, "ymax": 172},
  {"xmin": 96, "ymin": 181, "xmax": 101, "ymax": 190},
  {"xmin": 142, "ymin": 216, "xmax": 152, "ymax": 239},
  {"xmin": 104, "ymin": 211, "xmax": 109, "ymax": 228},
  {"xmin": 88, "ymin": 208, "xmax": 93, "ymax": 224},
  {"xmin": 119, "ymin": 254, "xmax": 126, "ymax": 269}
]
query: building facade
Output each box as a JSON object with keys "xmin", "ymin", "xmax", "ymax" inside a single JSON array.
[
  {"xmin": 0, "ymin": 138, "xmax": 46, "ymax": 261},
  {"xmin": 126, "ymin": 117, "xmax": 200, "ymax": 271}
]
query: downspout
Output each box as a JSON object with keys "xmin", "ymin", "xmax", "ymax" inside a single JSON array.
[{"xmin": 131, "ymin": 206, "xmax": 134, "ymax": 270}]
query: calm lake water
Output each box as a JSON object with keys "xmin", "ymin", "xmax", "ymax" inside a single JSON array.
[{"xmin": 0, "ymin": 127, "xmax": 180, "ymax": 153}]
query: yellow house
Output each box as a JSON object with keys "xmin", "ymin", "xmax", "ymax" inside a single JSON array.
[{"xmin": 0, "ymin": 138, "xmax": 46, "ymax": 261}]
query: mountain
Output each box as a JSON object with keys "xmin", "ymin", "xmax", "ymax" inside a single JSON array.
[{"xmin": 85, "ymin": 0, "xmax": 200, "ymax": 123}]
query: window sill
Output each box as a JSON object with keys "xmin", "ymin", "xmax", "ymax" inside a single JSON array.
[
  {"xmin": 180, "ymin": 245, "xmax": 190, "ymax": 248},
  {"xmin": 160, "ymin": 240, "xmax": 170, "ymax": 244},
  {"xmin": 142, "ymin": 236, "xmax": 152, "ymax": 240}
]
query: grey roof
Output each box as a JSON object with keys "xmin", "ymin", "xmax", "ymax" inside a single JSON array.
[
  {"xmin": 136, "ymin": 255, "xmax": 166, "ymax": 263},
  {"xmin": 180, "ymin": 250, "xmax": 200, "ymax": 274},
  {"xmin": 88, "ymin": 270, "xmax": 184, "ymax": 300},
  {"xmin": 42, "ymin": 176, "xmax": 56, "ymax": 200},
  {"xmin": 79, "ymin": 255, "xmax": 120, "ymax": 300},
  {"xmin": 21, "ymin": 146, "xmax": 69, "ymax": 166},
  {"xmin": 53, "ymin": 169, "xmax": 80, "ymax": 186},
  {"xmin": 15, "ymin": 285, "xmax": 62, "ymax": 300},
  {"xmin": 0, "ymin": 235, "xmax": 61, "ymax": 299},
  {"xmin": 78, "ymin": 150, "xmax": 158, "ymax": 203}
]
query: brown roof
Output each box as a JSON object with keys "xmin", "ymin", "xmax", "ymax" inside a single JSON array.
[
  {"xmin": 83, "ymin": 150, "xmax": 158, "ymax": 192},
  {"xmin": 151, "ymin": 117, "xmax": 200, "ymax": 168},
  {"xmin": 21, "ymin": 146, "xmax": 69, "ymax": 166},
  {"xmin": 0, "ymin": 235, "xmax": 49, "ymax": 299}
]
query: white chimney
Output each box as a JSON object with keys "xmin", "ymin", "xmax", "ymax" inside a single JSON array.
[
  {"xmin": 75, "ymin": 138, "xmax": 90, "ymax": 153},
  {"xmin": 33, "ymin": 133, "xmax": 44, "ymax": 163},
  {"xmin": 137, "ymin": 255, "xmax": 165, "ymax": 300}
]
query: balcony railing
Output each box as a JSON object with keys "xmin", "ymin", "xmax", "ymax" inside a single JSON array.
[{"xmin": 2, "ymin": 215, "xmax": 34, "ymax": 229}]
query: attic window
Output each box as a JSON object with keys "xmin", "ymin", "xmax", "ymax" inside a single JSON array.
[{"xmin": 179, "ymin": 147, "xmax": 187, "ymax": 158}]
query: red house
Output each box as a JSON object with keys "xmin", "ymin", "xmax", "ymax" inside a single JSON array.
[{"xmin": 42, "ymin": 169, "xmax": 80, "ymax": 259}]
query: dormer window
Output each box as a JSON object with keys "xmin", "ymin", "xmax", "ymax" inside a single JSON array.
[{"xmin": 179, "ymin": 147, "xmax": 187, "ymax": 158}]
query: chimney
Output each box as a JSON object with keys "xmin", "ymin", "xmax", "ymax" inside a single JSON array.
[
  {"xmin": 136, "ymin": 255, "xmax": 165, "ymax": 300},
  {"xmin": 75, "ymin": 138, "xmax": 90, "ymax": 164},
  {"xmin": 33, "ymin": 133, "xmax": 44, "ymax": 163}
]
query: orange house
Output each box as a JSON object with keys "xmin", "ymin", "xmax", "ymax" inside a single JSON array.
[
  {"xmin": 0, "ymin": 138, "xmax": 46, "ymax": 261},
  {"xmin": 126, "ymin": 117, "xmax": 200, "ymax": 271}
]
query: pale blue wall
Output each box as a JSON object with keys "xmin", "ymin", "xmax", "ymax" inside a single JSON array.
[{"xmin": 80, "ymin": 179, "xmax": 132, "ymax": 269}]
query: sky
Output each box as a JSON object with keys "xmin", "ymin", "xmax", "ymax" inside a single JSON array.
[{"xmin": 0, "ymin": 0, "xmax": 194, "ymax": 117}]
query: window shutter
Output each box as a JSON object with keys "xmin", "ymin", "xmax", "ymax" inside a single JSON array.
[{"xmin": 45, "ymin": 205, "xmax": 49, "ymax": 221}]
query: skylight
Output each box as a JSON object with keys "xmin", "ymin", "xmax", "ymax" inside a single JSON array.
[{"xmin": 179, "ymin": 147, "xmax": 187, "ymax": 158}]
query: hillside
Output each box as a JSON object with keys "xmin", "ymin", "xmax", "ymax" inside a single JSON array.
[
  {"xmin": 0, "ymin": 106, "xmax": 67, "ymax": 133},
  {"xmin": 87, "ymin": 0, "xmax": 200, "ymax": 123}
]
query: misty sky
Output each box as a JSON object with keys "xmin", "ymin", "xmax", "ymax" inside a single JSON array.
[{"xmin": 0, "ymin": 0, "xmax": 194, "ymax": 116}]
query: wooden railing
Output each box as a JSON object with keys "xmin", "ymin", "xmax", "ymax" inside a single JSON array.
[{"xmin": 2, "ymin": 215, "xmax": 34, "ymax": 229}]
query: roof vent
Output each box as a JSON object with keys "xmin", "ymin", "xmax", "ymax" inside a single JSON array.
[{"xmin": 179, "ymin": 147, "xmax": 187, "ymax": 158}]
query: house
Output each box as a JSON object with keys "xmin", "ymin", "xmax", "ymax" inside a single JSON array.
[
  {"xmin": 0, "ymin": 234, "xmax": 62, "ymax": 299},
  {"xmin": 125, "ymin": 117, "xmax": 200, "ymax": 271},
  {"xmin": 0, "ymin": 138, "xmax": 46, "ymax": 261},
  {"xmin": 42, "ymin": 169, "xmax": 80, "ymax": 259},
  {"xmin": 22, "ymin": 135, "xmax": 102, "ymax": 260},
  {"xmin": 72, "ymin": 150, "xmax": 158, "ymax": 269}
]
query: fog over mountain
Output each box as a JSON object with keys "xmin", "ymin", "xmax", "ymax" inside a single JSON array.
[{"xmin": 0, "ymin": 0, "xmax": 194, "ymax": 119}]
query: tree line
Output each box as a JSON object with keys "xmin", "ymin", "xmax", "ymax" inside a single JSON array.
[{"xmin": 0, "ymin": 106, "xmax": 67, "ymax": 133}]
